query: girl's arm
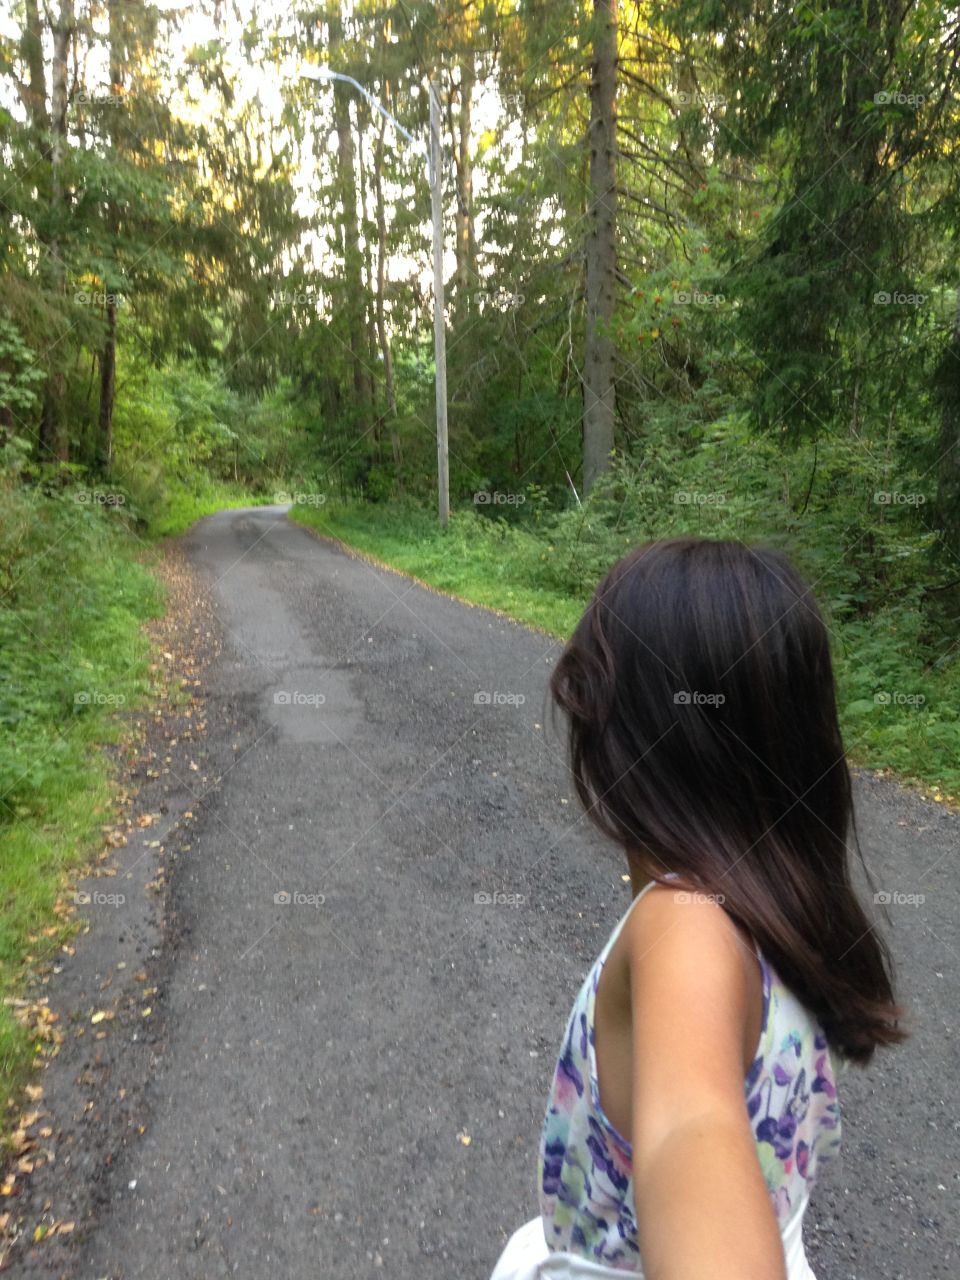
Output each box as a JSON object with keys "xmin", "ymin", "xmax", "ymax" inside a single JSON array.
[{"xmin": 623, "ymin": 885, "xmax": 787, "ymax": 1280}]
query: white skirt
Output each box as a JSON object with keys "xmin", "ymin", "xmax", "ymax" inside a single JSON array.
[{"xmin": 490, "ymin": 1199, "xmax": 816, "ymax": 1280}]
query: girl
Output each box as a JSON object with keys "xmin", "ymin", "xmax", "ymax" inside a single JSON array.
[{"xmin": 491, "ymin": 537, "xmax": 905, "ymax": 1280}]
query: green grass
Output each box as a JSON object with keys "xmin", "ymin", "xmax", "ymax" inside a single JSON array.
[
  {"xmin": 291, "ymin": 500, "xmax": 587, "ymax": 636},
  {"xmin": 0, "ymin": 487, "xmax": 166, "ymax": 1129},
  {"xmin": 291, "ymin": 499, "xmax": 960, "ymax": 807},
  {"xmin": 0, "ymin": 471, "xmax": 274, "ymax": 1130}
]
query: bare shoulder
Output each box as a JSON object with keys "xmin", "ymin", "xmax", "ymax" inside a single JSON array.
[{"xmin": 620, "ymin": 880, "xmax": 755, "ymax": 983}]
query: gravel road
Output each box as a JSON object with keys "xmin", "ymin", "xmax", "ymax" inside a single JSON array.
[{"xmin": 6, "ymin": 505, "xmax": 957, "ymax": 1280}]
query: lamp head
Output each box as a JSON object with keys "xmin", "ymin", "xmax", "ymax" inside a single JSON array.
[{"xmin": 300, "ymin": 64, "xmax": 334, "ymax": 82}]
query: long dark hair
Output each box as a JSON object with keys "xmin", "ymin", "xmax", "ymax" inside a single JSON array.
[{"xmin": 549, "ymin": 536, "xmax": 905, "ymax": 1064}]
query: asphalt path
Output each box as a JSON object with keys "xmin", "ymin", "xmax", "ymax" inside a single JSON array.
[{"xmin": 14, "ymin": 505, "xmax": 958, "ymax": 1280}]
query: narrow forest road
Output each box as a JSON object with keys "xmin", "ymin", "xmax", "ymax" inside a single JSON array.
[{"xmin": 10, "ymin": 506, "xmax": 959, "ymax": 1280}]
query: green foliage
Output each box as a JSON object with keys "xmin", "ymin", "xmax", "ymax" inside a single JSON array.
[
  {"xmin": 0, "ymin": 313, "xmax": 44, "ymax": 421},
  {"xmin": 3, "ymin": 0, "xmax": 960, "ymax": 1134},
  {"xmin": 0, "ymin": 451, "xmax": 164, "ymax": 1104},
  {"xmin": 292, "ymin": 413, "xmax": 960, "ymax": 801}
]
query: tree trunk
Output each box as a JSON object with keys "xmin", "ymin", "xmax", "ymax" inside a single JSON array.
[
  {"xmin": 38, "ymin": 0, "xmax": 73, "ymax": 464},
  {"xmin": 330, "ymin": 10, "xmax": 373, "ymax": 423},
  {"xmin": 453, "ymin": 47, "xmax": 477, "ymax": 323},
  {"xmin": 21, "ymin": 0, "xmax": 47, "ymax": 129},
  {"xmin": 98, "ymin": 0, "xmax": 123, "ymax": 470},
  {"xmin": 935, "ymin": 285, "xmax": 960, "ymax": 580},
  {"xmin": 372, "ymin": 114, "xmax": 403, "ymax": 490},
  {"xmin": 582, "ymin": 0, "xmax": 618, "ymax": 495},
  {"xmin": 98, "ymin": 300, "xmax": 117, "ymax": 466}
]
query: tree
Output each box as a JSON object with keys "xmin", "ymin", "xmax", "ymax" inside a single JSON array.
[{"xmin": 582, "ymin": 0, "xmax": 618, "ymax": 493}]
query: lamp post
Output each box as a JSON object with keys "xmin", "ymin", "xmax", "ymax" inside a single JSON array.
[{"xmin": 302, "ymin": 65, "xmax": 449, "ymax": 528}]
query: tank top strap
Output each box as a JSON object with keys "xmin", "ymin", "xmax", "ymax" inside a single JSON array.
[
  {"xmin": 602, "ymin": 869, "xmax": 682, "ymax": 958},
  {"xmin": 609, "ymin": 871, "xmax": 765, "ymax": 971}
]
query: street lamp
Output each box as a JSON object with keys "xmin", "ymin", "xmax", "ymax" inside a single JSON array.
[{"xmin": 301, "ymin": 64, "xmax": 449, "ymax": 528}]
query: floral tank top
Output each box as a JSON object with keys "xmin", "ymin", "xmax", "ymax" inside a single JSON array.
[{"xmin": 538, "ymin": 878, "xmax": 843, "ymax": 1269}]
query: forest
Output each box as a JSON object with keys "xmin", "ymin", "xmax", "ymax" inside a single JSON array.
[{"xmin": 2, "ymin": 0, "xmax": 960, "ymax": 1101}]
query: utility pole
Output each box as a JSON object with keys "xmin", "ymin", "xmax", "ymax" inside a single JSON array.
[
  {"xmin": 428, "ymin": 82, "xmax": 449, "ymax": 528},
  {"xmin": 301, "ymin": 64, "xmax": 449, "ymax": 529}
]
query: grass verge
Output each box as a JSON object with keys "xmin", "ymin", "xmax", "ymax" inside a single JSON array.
[{"xmin": 0, "ymin": 479, "xmax": 263, "ymax": 1141}]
